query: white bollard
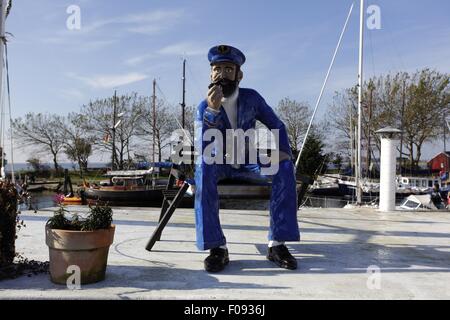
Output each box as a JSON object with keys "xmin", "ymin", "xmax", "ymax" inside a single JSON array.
[{"xmin": 377, "ymin": 128, "xmax": 401, "ymax": 212}]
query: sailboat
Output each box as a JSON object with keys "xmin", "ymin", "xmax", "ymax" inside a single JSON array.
[
  {"xmin": 295, "ymin": 0, "xmax": 373, "ymax": 205},
  {"xmin": 82, "ymin": 84, "xmax": 170, "ymax": 206},
  {"xmin": 0, "ymin": 0, "xmax": 34, "ymax": 209},
  {"xmin": 0, "ymin": 0, "xmax": 14, "ymax": 184}
]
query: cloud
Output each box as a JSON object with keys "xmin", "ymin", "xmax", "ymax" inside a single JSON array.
[
  {"xmin": 125, "ymin": 53, "xmax": 156, "ymax": 66},
  {"xmin": 60, "ymin": 88, "xmax": 85, "ymax": 100},
  {"xmin": 42, "ymin": 36, "xmax": 117, "ymax": 51},
  {"xmin": 158, "ymin": 42, "xmax": 206, "ymax": 56},
  {"xmin": 123, "ymin": 10, "xmax": 184, "ymax": 24},
  {"xmin": 81, "ymin": 9, "xmax": 185, "ymax": 35},
  {"xmin": 81, "ymin": 39, "xmax": 118, "ymax": 51},
  {"xmin": 69, "ymin": 72, "xmax": 148, "ymax": 89},
  {"xmin": 124, "ymin": 42, "xmax": 207, "ymax": 66},
  {"xmin": 39, "ymin": 9, "xmax": 186, "ymax": 51},
  {"xmin": 126, "ymin": 25, "xmax": 165, "ymax": 36}
]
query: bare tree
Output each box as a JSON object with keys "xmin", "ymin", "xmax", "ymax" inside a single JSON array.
[
  {"xmin": 12, "ymin": 113, "xmax": 66, "ymax": 171},
  {"xmin": 58, "ymin": 113, "xmax": 94, "ymax": 178},
  {"xmin": 136, "ymin": 98, "xmax": 177, "ymax": 162},
  {"xmin": 77, "ymin": 92, "xmax": 145, "ymax": 169},
  {"xmin": 276, "ymin": 98, "xmax": 311, "ymax": 153},
  {"xmin": 329, "ymin": 69, "xmax": 449, "ymax": 173}
]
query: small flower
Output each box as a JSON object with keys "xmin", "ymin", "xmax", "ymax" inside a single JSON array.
[{"xmin": 53, "ymin": 194, "xmax": 65, "ymax": 205}]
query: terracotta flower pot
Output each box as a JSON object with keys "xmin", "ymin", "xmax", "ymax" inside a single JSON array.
[{"xmin": 45, "ymin": 225, "xmax": 115, "ymax": 285}]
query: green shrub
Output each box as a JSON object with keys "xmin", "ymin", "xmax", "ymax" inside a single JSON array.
[
  {"xmin": 46, "ymin": 202, "xmax": 113, "ymax": 231},
  {"xmin": 1, "ymin": 182, "xmax": 49, "ymax": 280},
  {"xmin": 82, "ymin": 204, "xmax": 113, "ymax": 231},
  {"xmin": 0, "ymin": 181, "xmax": 18, "ymax": 267}
]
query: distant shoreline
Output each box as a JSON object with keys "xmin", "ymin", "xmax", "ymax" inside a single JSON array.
[{"xmin": 4, "ymin": 162, "xmax": 108, "ymax": 173}]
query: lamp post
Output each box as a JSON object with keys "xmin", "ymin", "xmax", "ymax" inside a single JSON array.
[{"xmin": 376, "ymin": 127, "xmax": 402, "ymax": 212}]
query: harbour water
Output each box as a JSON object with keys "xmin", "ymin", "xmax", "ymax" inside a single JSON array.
[
  {"xmin": 19, "ymin": 191, "xmax": 56, "ymax": 211},
  {"xmin": 24, "ymin": 191, "xmax": 392, "ymax": 210},
  {"xmin": 21, "ymin": 192, "xmax": 275, "ymax": 211}
]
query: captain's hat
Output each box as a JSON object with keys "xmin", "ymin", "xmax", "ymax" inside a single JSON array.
[{"xmin": 208, "ymin": 45, "xmax": 246, "ymax": 67}]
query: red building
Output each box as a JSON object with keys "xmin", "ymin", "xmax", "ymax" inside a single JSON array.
[{"xmin": 428, "ymin": 152, "xmax": 450, "ymax": 174}]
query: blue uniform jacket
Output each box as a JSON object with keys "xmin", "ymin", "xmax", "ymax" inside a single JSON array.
[{"xmin": 195, "ymin": 87, "xmax": 293, "ymax": 162}]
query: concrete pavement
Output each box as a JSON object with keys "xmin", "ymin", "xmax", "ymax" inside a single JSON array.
[{"xmin": 1, "ymin": 205, "xmax": 449, "ymax": 299}]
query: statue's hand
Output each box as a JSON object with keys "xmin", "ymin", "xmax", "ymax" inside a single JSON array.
[{"xmin": 207, "ymin": 83, "xmax": 223, "ymax": 110}]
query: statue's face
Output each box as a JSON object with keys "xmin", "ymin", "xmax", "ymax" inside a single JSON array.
[
  {"xmin": 210, "ymin": 62, "xmax": 239, "ymax": 82},
  {"xmin": 210, "ymin": 62, "xmax": 243, "ymax": 98}
]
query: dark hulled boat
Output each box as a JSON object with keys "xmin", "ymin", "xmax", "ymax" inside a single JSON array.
[
  {"xmin": 83, "ymin": 168, "xmax": 168, "ymax": 206},
  {"xmin": 83, "ymin": 167, "xmax": 303, "ymax": 207}
]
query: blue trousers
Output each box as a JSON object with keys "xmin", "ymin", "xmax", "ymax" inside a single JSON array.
[{"xmin": 194, "ymin": 160, "xmax": 300, "ymax": 250}]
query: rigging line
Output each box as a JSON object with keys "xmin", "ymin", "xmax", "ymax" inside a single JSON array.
[
  {"xmin": 155, "ymin": 83, "xmax": 193, "ymax": 146},
  {"xmin": 4, "ymin": 41, "xmax": 14, "ymax": 182},
  {"xmin": 155, "ymin": 82, "xmax": 169, "ymax": 104},
  {"xmin": 155, "ymin": 82, "xmax": 177, "ymax": 113},
  {"xmin": 174, "ymin": 113, "xmax": 193, "ymax": 146},
  {"xmin": 295, "ymin": 1, "xmax": 355, "ymax": 170}
]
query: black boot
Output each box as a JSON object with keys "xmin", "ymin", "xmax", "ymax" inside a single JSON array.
[
  {"xmin": 204, "ymin": 248, "xmax": 229, "ymax": 273},
  {"xmin": 267, "ymin": 244, "xmax": 297, "ymax": 270}
]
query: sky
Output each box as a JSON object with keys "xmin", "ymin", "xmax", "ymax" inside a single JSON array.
[{"xmin": 3, "ymin": 0, "xmax": 450, "ymax": 163}]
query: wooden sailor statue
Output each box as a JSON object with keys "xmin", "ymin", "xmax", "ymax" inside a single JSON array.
[{"xmin": 194, "ymin": 44, "xmax": 300, "ymax": 272}]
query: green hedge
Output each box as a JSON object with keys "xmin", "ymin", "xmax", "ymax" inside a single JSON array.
[{"xmin": 0, "ymin": 181, "xmax": 18, "ymax": 267}]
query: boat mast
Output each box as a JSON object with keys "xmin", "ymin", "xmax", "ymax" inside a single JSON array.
[
  {"xmin": 356, "ymin": 0, "xmax": 365, "ymax": 204},
  {"xmin": 152, "ymin": 79, "xmax": 156, "ymax": 164},
  {"xmin": 399, "ymin": 78, "xmax": 406, "ymax": 175},
  {"xmin": 111, "ymin": 90, "xmax": 117, "ymax": 171},
  {"xmin": 181, "ymin": 59, "xmax": 186, "ymax": 129},
  {"xmin": 349, "ymin": 105, "xmax": 353, "ymax": 175},
  {"xmin": 151, "ymin": 79, "xmax": 157, "ymax": 186},
  {"xmin": 0, "ymin": 0, "xmax": 7, "ymax": 180}
]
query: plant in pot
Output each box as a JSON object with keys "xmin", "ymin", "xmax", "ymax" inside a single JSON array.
[{"xmin": 45, "ymin": 197, "xmax": 115, "ymax": 285}]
